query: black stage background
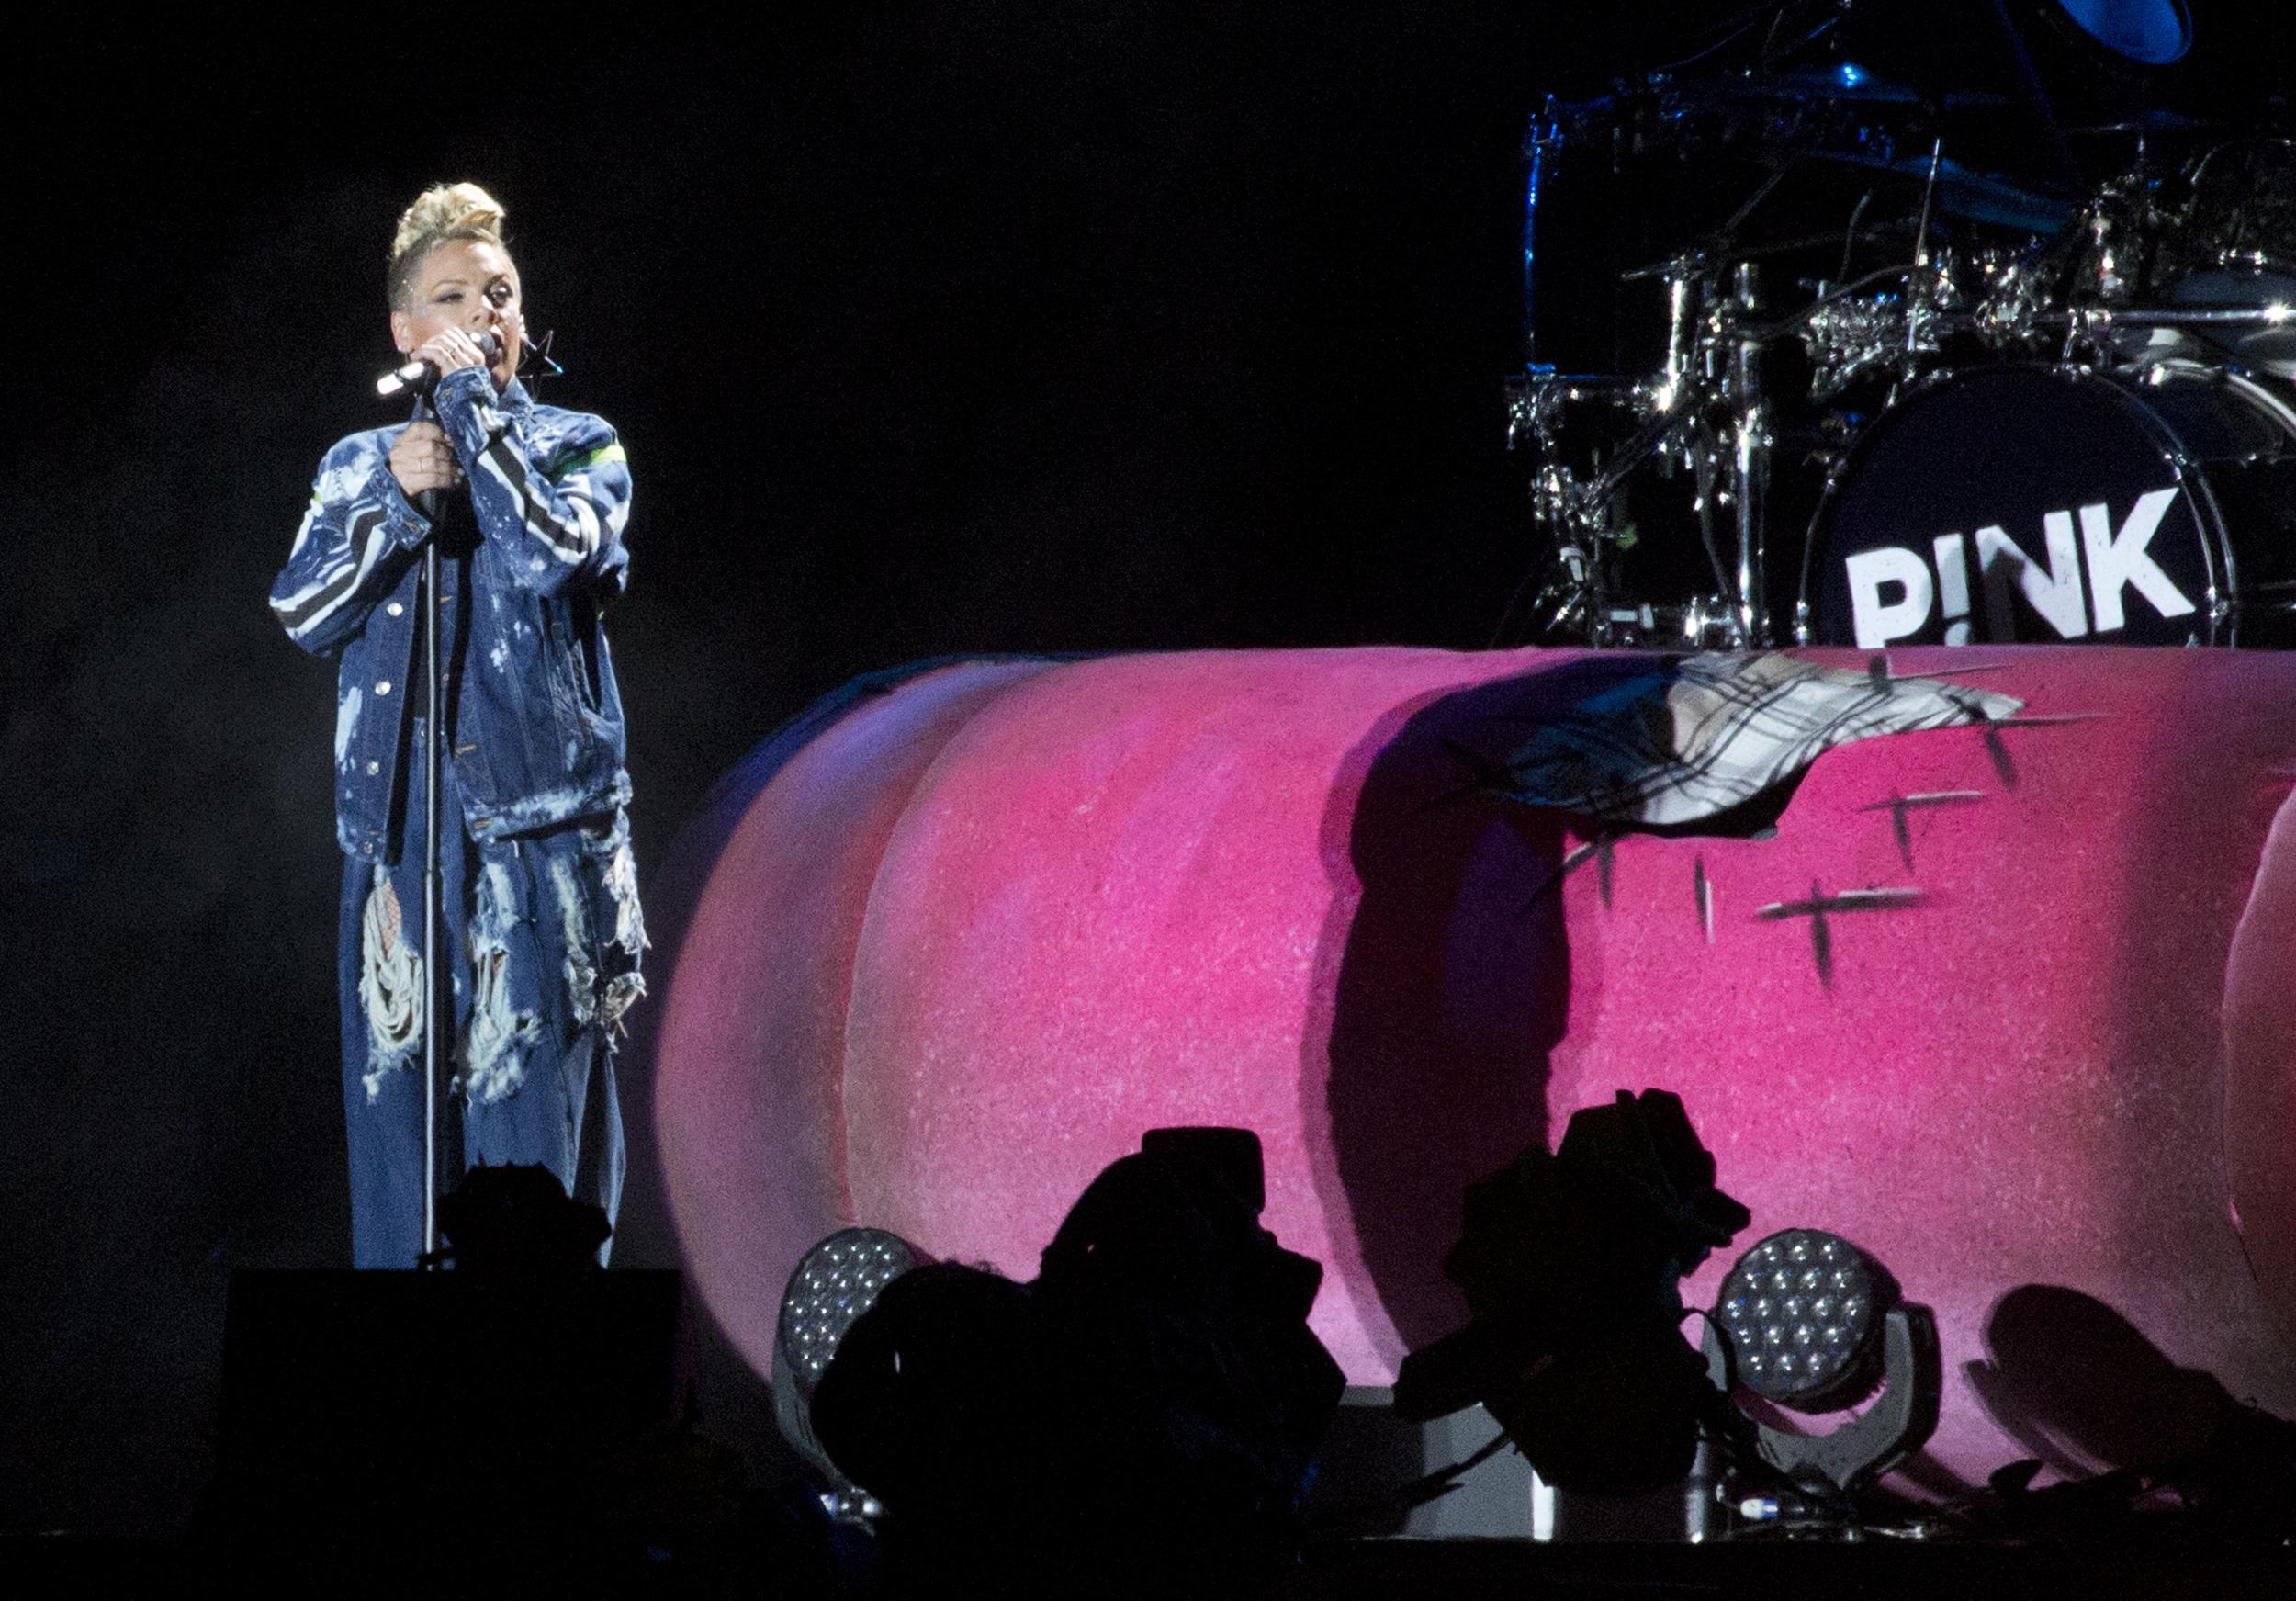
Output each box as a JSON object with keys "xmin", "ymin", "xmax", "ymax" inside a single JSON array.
[{"xmin": 2, "ymin": 3, "xmax": 2287, "ymax": 1539}]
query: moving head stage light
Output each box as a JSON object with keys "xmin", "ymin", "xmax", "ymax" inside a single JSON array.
[{"xmin": 1706, "ymin": 1228, "xmax": 1943, "ymax": 1513}]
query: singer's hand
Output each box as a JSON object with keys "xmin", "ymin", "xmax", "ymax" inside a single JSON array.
[
  {"xmin": 412, "ymin": 329, "xmax": 490, "ymax": 376},
  {"xmin": 388, "ymin": 421, "xmax": 463, "ymax": 500}
]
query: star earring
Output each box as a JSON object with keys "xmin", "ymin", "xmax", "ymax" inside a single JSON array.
[{"xmin": 519, "ymin": 327, "xmax": 566, "ymax": 385}]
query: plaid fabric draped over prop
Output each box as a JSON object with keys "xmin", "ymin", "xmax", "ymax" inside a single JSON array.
[{"xmin": 1473, "ymin": 654, "xmax": 2024, "ymax": 829}]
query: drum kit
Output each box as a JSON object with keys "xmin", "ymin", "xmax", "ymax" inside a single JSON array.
[{"xmin": 1503, "ymin": 0, "xmax": 2296, "ymax": 650}]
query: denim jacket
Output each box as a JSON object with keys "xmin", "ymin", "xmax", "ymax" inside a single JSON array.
[{"xmin": 270, "ymin": 366, "xmax": 634, "ymax": 863}]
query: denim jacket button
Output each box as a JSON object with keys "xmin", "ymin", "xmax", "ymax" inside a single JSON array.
[
  {"xmin": 375, "ymin": 680, "xmax": 392, "ymax": 696},
  {"xmin": 386, "ymin": 602, "xmax": 404, "ymax": 616},
  {"xmin": 366, "ymin": 761, "xmax": 380, "ymax": 775}
]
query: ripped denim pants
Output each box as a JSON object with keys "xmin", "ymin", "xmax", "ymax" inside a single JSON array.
[{"xmin": 336, "ymin": 736, "xmax": 645, "ymax": 1268}]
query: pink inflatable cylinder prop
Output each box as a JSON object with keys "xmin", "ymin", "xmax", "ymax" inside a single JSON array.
[{"xmin": 652, "ymin": 646, "xmax": 2296, "ymax": 1489}]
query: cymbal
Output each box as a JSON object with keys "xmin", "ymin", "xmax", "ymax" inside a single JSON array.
[
  {"xmin": 1798, "ymin": 148, "xmax": 2073, "ymax": 234},
  {"xmin": 1690, "ymin": 64, "xmax": 2009, "ymax": 109},
  {"xmin": 2063, "ymin": 107, "xmax": 2219, "ymax": 137},
  {"xmin": 1620, "ymin": 220, "xmax": 1925, "ymax": 282}
]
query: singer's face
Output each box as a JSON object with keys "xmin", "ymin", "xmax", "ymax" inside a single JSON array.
[{"xmin": 390, "ymin": 239, "xmax": 524, "ymax": 389}]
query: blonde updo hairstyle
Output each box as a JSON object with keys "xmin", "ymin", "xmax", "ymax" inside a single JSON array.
[{"xmin": 387, "ymin": 181, "xmax": 512, "ymax": 310}]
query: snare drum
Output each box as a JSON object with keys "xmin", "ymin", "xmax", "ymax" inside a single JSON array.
[{"xmin": 1801, "ymin": 363, "xmax": 2296, "ymax": 648}]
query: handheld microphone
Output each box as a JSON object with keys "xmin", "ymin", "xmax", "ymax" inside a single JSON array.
[{"xmin": 376, "ymin": 331, "xmax": 502, "ymax": 399}]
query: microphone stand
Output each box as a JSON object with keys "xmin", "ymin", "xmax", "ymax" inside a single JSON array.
[
  {"xmin": 411, "ymin": 391, "xmax": 447, "ymax": 1265},
  {"xmin": 376, "ymin": 337, "xmax": 505, "ymax": 1265}
]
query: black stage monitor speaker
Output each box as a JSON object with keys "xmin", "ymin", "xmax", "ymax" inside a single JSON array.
[{"xmin": 214, "ymin": 1269, "xmax": 689, "ymax": 1538}]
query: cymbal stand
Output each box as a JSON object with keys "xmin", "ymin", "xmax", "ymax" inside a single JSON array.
[
  {"xmin": 1726, "ymin": 262, "xmax": 1771, "ymax": 647},
  {"xmin": 1507, "ymin": 374, "xmax": 1693, "ymax": 646},
  {"xmin": 1520, "ymin": 97, "xmax": 1567, "ymax": 369},
  {"xmin": 1904, "ymin": 133, "xmax": 1948, "ymax": 380},
  {"xmin": 1635, "ymin": 248, "xmax": 1740, "ymax": 617}
]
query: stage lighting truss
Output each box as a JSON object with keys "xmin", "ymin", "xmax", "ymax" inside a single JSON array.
[
  {"xmin": 771, "ymin": 1226, "xmax": 928, "ymax": 1521},
  {"xmin": 1703, "ymin": 1229, "xmax": 1941, "ymax": 1500}
]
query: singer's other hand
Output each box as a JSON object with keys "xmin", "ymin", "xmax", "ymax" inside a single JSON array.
[{"xmin": 388, "ymin": 421, "xmax": 463, "ymax": 499}]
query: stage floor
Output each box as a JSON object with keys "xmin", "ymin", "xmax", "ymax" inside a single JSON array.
[{"xmin": 13, "ymin": 1531, "xmax": 2295, "ymax": 1598}]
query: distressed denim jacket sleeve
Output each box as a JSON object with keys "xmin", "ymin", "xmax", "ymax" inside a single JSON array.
[
  {"xmin": 268, "ymin": 429, "xmax": 433, "ymax": 657},
  {"xmin": 430, "ymin": 365, "xmax": 633, "ymax": 603}
]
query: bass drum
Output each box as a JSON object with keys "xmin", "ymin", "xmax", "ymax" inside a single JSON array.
[{"xmin": 1802, "ymin": 364, "xmax": 2296, "ymax": 648}]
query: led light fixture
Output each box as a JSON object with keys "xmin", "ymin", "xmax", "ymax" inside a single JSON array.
[
  {"xmin": 772, "ymin": 1226, "xmax": 929, "ymax": 1516},
  {"xmin": 1705, "ymin": 1228, "xmax": 1940, "ymax": 1495},
  {"xmin": 1716, "ymin": 1229, "xmax": 1888, "ymax": 1414}
]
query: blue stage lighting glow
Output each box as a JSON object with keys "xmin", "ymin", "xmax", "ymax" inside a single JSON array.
[{"xmin": 2057, "ymin": 0, "xmax": 2191, "ymax": 66}]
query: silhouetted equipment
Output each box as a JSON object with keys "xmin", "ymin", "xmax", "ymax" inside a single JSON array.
[
  {"xmin": 1964, "ymin": 1285, "xmax": 2296, "ymax": 1542},
  {"xmin": 1307, "ymin": 1388, "xmax": 1535, "ymax": 1539},
  {"xmin": 208, "ymin": 1167, "xmax": 683, "ymax": 1578},
  {"xmin": 423, "ymin": 1159, "xmax": 614, "ymax": 1271},
  {"xmin": 1394, "ymin": 1089, "xmax": 1750, "ymax": 1496},
  {"xmin": 213, "ymin": 1270, "xmax": 686, "ymax": 1560},
  {"xmin": 806, "ymin": 1125, "xmax": 1343, "ymax": 1588},
  {"xmin": 1390, "ymin": 1091, "xmax": 1952, "ymax": 1536}
]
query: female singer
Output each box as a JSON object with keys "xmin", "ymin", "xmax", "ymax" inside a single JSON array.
[{"xmin": 270, "ymin": 182, "xmax": 642, "ymax": 1266}]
